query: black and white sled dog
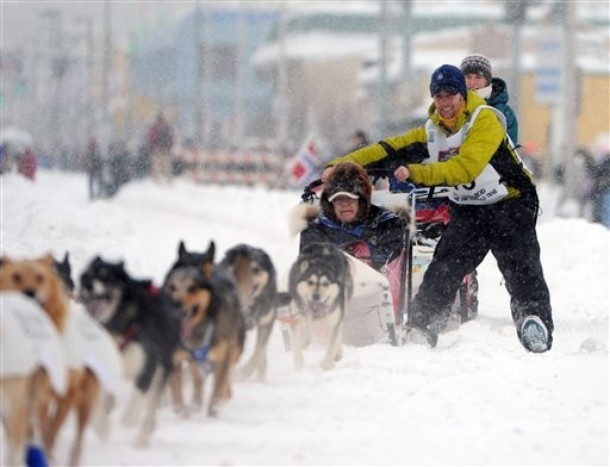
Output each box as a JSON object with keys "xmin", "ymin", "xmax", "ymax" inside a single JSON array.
[
  {"xmin": 287, "ymin": 242, "xmax": 354, "ymax": 371},
  {"xmin": 218, "ymin": 244, "xmax": 278, "ymax": 382},
  {"xmin": 79, "ymin": 256, "xmax": 181, "ymax": 447}
]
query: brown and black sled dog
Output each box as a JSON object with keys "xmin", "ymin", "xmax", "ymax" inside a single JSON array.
[
  {"xmin": 174, "ymin": 270, "xmax": 246, "ymax": 417},
  {"xmin": 163, "ymin": 241, "xmax": 216, "ymax": 414},
  {"xmin": 218, "ymin": 244, "xmax": 278, "ymax": 382}
]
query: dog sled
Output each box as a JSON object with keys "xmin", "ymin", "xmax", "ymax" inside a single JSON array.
[
  {"xmin": 372, "ymin": 184, "xmax": 479, "ymax": 332},
  {"xmin": 287, "ymin": 172, "xmax": 479, "ymax": 347}
]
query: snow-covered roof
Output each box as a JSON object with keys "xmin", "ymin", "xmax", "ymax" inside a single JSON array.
[{"xmin": 252, "ymin": 0, "xmax": 608, "ymax": 71}]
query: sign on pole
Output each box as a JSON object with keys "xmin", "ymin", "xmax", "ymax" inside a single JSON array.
[{"xmin": 535, "ymin": 27, "xmax": 563, "ymax": 104}]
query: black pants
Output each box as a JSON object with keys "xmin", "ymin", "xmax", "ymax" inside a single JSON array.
[{"xmin": 410, "ymin": 197, "xmax": 553, "ymax": 343}]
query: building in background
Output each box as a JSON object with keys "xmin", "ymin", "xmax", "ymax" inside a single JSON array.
[
  {"xmin": 1, "ymin": 1, "xmax": 608, "ymax": 179},
  {"xmin": 129, "ymin": 5, "xmax": 279, "ymax": 149}
]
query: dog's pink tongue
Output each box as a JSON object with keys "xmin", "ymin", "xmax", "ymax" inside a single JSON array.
[
  {"xmin": 310, "ymin": 301, "xmax": 327, "ymax": 318},
  {"xmin": 181, "ymin": 316, "xmax": 192, "ymax": 342},
  {"xmin": 89, "ymin": 299, "xmax": 106, "ymax": 319}
]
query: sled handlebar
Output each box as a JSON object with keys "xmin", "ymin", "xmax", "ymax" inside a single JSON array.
[{"xmin": 301, "ymin": 179, "xmax": 324, "ymax": 202}]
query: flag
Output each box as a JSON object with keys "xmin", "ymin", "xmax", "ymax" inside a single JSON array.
[{"xmin": 286, "ymin": 138, "xmax": 322, "ymax": 188}]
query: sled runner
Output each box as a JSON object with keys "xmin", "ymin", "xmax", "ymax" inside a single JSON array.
[{"xmin": 372, "ymin": 185, "xmax": 479, "ymax": 332}]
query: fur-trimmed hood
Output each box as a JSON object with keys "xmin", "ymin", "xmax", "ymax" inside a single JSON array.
[
  {"xmin": 289, "ymin": 201, "xmax": 322, "ymax": 237},
  {"xmin": 288, "ymin": 196, "xmax": 411, "ymax": 238},
  {"xmin": 320, "ymin": 161, "xmax": 373, "ymax": 222}
]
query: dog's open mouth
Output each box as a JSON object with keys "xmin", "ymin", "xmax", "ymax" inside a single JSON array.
[
  {"xmin": 308, "ymin": 300, "xmax": 330, "ymax": 319},
  {"xmin": 83, "ymin": 292, "xmax": 113, "ymax": 320}
]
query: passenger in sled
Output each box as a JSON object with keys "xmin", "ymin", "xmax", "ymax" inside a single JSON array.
[{"xmin": 293, "ymin": 161, "xmax": 408, "ymax": 342}]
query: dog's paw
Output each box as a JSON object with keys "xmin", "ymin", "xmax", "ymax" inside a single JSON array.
[
  {"xmin": 292, "ymin": 352, "xmax": 305, "ymax": 372},
  {"xmin": 190, "ymin": 398, "xmax": 203, "ymax": 412},
  {"xmin": 320, "ymin": 360, "xmax": 335, "ymax": 371},
  {"xmin": 133, "ymin": 433, "xmax": 150, "ymax": 449},
  {"xmin": 91, "ymin": 410, "xmax": 110, "ymax": 440},
  {"xmin": 234, "ymin": 366, "xmax": 251, "ymax": 382},
  {"xmin": 207, "ymin": 403, "xmax": 219, "ymax": 418},
  {"xmin": 173, "ymin": 403, "xmax": 190, "ymax": 419},
  {"xmin": 121, "ymin": 405, "xmax": 140, "ymax": 428}
]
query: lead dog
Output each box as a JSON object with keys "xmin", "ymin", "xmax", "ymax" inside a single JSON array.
[
  {"xmin": 79, "ymin": 256, "xmax": 181, "ymax": 447},
  {"xmin": 287, "ymin": 242, "xmax": 354, "ymax": 371},
  {"xmin": 0, "ymin": 291, "xmax": 66, "ymax": 467},
  {"xmin": 0, "ymin": 255, "xmax": 71, "ymax": 464}
]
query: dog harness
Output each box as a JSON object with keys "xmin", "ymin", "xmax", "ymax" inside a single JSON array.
[
  {"xmin": 117, "ymin": 325, "xmax": 138, "ymax": 351},
  {"xmin": 184, "ymin": 321, "xmax": 215, "ymax": 374}
]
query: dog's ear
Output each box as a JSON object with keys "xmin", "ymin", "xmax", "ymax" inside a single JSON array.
[
  {"xmin": 41, "ymin": 253, "xmax": 55, "ymax": 268},
  {"xmin": 206, "ymin": 241, "xmax": 216, "ymax": 262},
  {"xmin": 178, "ymin": 240, "xmax": 188, "ymax": 259},
  {"xmin": 299, "ymin": 259, "xmax": 310, "ymax": 274}
]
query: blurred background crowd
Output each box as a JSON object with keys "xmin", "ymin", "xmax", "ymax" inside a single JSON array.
[{"xmin": 1, "ymin": 1, "xmax": 609, "ymax": 225}]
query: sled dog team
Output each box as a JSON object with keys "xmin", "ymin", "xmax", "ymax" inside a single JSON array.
[{"xmin": 0, "ymin": 239, "xmax": 351, "ymax": 466}]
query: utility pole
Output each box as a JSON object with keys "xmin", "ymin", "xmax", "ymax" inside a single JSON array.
[
  {"xmin": 560, "ymin": 1, "xmax": 578, "ymax": 202},
  {"xmin": 276, "ymin": 1, "xmax": 289, "ymax": 152},
  {"xmin": 505, "ymin": 0, "xmax": 527, "ymax": 120},
  {"xmin": 102, "ymin": 0, "xmax": 112, "ymax": 148},
  {"xmin": 401, "ymin": 0, "xmax": 414, "ymax": 112},
  {"xmin": 82, "ymin": 16, "xmax": 94, "ymax": 140},
  {"xmin": 202, "ymin": 4, "xmax": 212, "ymax": 148},
  {"xmin": 234, "ymin": 1, "xmax": 246, "ymax": 147},
  {"xmin": 42, "ymin": 8, "xmax": 63, "ymax": 164},
  {"xmin": 195, "ymin": 0, "xmax": 203, "ymax": 145},
  {"xmin": 377, "ymin": 0, "xmax": 390, "ymax": 137}
]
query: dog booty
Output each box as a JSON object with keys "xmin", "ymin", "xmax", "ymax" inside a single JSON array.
[{"xmin": 26, "ymin": 444, "xmax": 49, "ymax": 467}]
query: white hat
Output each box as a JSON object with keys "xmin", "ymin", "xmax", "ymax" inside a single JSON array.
[{"xmin": 328, "ymin": 191, "xmax": 359, "ymax": 203}]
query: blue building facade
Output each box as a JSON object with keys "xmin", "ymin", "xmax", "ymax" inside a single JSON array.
[{"xmin": 130, "ymin": 6, "xmax": 279, "ymax": 145}]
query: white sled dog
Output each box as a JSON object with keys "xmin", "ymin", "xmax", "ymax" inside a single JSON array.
[{"xmin": 287, "ymin": 242, "xmax": 353, "ymax": 371}]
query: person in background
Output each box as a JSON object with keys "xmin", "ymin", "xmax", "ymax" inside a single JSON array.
[
  {"xmin": 349, "ymin": 130, "xmax": 370, "ymax": 152},
  {"xmin": 592, "ymin": 152, "xmax": 610, "ymax": 227},
  {"xmin": 17, "ymin": 147, "xmax": 37, "ymax": 181},
  {"xmin": 147, "ymin": 112, "xmax": 174, "ymax": 182},
  {"xmin": 85, "ymin": 137, "xmax": 103, "ymax": 199},
  {"xmin": 460, "ymin": 53, "xmax": 519, "ymax": 145},
  {"xmin": 322, "ymin": 64, "xmax": 553, "ymax": 353}
]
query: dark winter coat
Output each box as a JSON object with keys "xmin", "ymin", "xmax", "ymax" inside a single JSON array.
[
  {"xmin": 18, "ymin": 149, "xmax": 37, "ymax": 181},
  {"xmin": 147, "ymin": 117, "xmax": 174, "ymax": 153},
  {"xmin": 86, "ymin": 140, "xmax": 103, "ymax": 174},
  {"xmin": 487, "ymin": 77, "xmax": 519, "ymax": 145},
  {"xmin": 300, "ymin": 204, "xmax": 405, "ymax": 271}
]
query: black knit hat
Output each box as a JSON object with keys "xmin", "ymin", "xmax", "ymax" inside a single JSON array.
[
  {"xmin": 429, "ymin": 64, "xmax": 467, "ymax": 98},
  {"xmin": 460, "ymin": 54, "xmax": 493, "ymax": 86}
]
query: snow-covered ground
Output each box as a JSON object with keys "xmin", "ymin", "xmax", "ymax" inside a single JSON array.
[{"xmin": 1, "ymin": 170, "xmax": 608, "ymax": 466}]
